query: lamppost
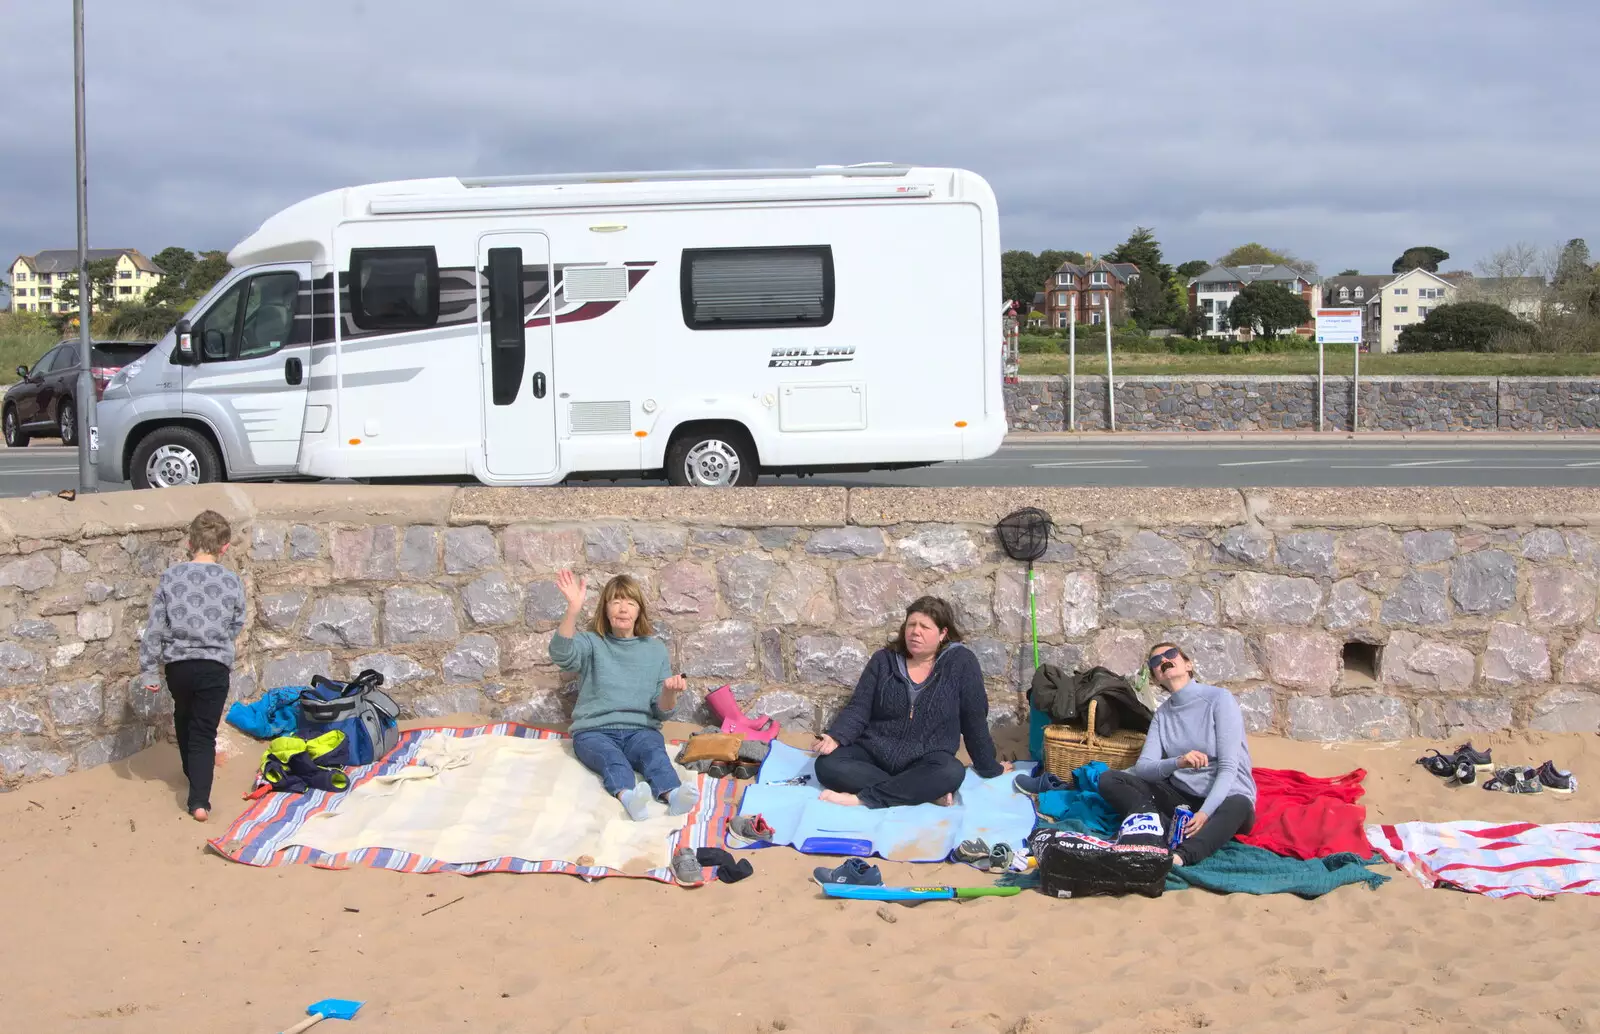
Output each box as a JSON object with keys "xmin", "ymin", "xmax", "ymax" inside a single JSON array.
[{"xmin": 72, "ymin": 0, "xmax": 99, "ymax": 492}]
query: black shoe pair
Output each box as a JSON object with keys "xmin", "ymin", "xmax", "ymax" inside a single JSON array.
[{"xmin": 1415, "ymin": 742, "xmax": 1493, "ymax": 786}]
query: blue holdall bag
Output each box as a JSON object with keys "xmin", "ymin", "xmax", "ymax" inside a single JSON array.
[{"xmin": 296, "ymin": 669, "xmax": 400, "ymax": 766}]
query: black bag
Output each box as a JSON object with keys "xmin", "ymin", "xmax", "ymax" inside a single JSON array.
[
  {"xmin": 1029, "ymin": 664, "xmax": 1152, "ymax": 736},
  {"xmin": 1030, "ymin": 813, "xmax": 1173, "ymax": 899},
  {"xmin": 296, "ymin": 669, "xmax": 400, "ymax": 766}
]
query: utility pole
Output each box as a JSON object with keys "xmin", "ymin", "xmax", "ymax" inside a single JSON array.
[{"xmin": 73, "ymin": 0, "xmax": 99, "ymax": 492}]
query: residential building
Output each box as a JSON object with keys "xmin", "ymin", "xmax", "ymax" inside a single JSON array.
[
  {"xmin": 1041, "ymin": 259, "xmax": 1139, "ymax": 328},
  {"xmin": 1374, "ymin": 268, "xmax": 1457, "ymax": 352},
  {"xmin": 7, "ymin": 248, "xmax": 165, "ymax": 315},
  {"xmin": 1186, "ymin": 264, "xmax": 1321, "ymax": 339},
  {"xmin": 1457, "ymin": 273, "xmax": 1546, "ymax": 321}
]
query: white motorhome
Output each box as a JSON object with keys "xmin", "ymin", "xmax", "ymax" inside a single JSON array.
[{"xmin": 95, "ymin": 165, "xmax": 1006, "ymax": 489}]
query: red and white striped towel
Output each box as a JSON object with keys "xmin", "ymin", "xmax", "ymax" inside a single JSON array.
[{"xmin": 1367, "ymin": 820, "xmax": 1600, "ymax": 898}]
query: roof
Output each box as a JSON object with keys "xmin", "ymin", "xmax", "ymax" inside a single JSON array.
[
  {"xmin": 1189, "ymin": 263, "xmax": 1313, "ymax": 289},
  {"xmin": 1323, "ymin": 275, "xmax": 1389, "ymax": 301},
  {"xmin": 13, "ymin": 248, "xmax": 164, "ymax": 275},
  {"xmin": 1050, "ymin": 259, "xmax": 1137, "ymax": 283}
]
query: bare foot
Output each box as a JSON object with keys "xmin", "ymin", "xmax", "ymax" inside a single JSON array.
[
  {"xmin": 818, "ymin": 789, "xmax": 862, "ymax": 807},
  {"xmin": 934, "ymin": 793, "xmax": 955, "ymax": 807},
  {"xmin": 190, "ymin": 807, "xmax": 209, "ymax": 823}
]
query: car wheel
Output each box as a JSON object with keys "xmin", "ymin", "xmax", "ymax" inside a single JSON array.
[
  {"xmin": 2, "ymin": 405, "xmax": 29, "ymax": 448},
  {"xmin": 58, "ymin": 399, "xmax": 77, "ymax": 447},
  {"xmin": 129, "ymin": 426, "xmax": 223, "ymax": 489},
  {"xmin": 666, "ymin": 427, "xmax": 759, "ymax": 487}
]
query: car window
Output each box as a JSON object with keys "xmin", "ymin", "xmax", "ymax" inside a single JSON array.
[
  {"xmin": 238, "ymin": 273, "xmax": 300, "ymax": 359},
  {"xmin": 35, "ymin": 346, "xmax": 69, "ymax": 374},
  {"xmin": 92, "ymin": 343, "xmax": 154, "ymax": 368},
  {"xmin": 49, "ymin": 345, "xmax": 81, "ymax": 374},
  {"xmin": 195, "ymin": 280, "xmax": 246, "ymax": 361}
]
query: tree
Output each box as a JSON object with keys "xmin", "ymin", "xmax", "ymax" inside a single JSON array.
[
  {"xmin": 1106, "ymin": 226, "xmax": 1177, "ymax": 327},
  {"xmin": 1338, "ymin": 268, "xmax": 1360, "ymax": 276},
  {"xmin": 187, "ymin": 251, "xmax": 231, "ymax": 298},
  {"xmin": 1217, "ymin": 243, "xmax": 1317, "ymax": 277},
  {"xmin": 52, "ymin": 257, "xmax": 119, "ymax": 326},
  {"xmin": 1553, "ymin": 239, "xmax": 1593, "ymax": 290},
  {"xmin": 1226, "ymin": 282, "xmax": 1311, "ymax": 339},
  {"xmin": 146, "ymin": 247, "xmax": 197, "ymax": 307},
  {"xmin": 1392, "ymin": 246, "xmax": 1449, "ymax": 274},
  {"xmin": 106, "ymin": 301, "xmax": 185, "ymax": 339},
  {"xmin": 1175, "ymin": 259, "xmax": 1210, "ymax": 279},
  {"xmin": 1396, "ymin": 302, "xmax": 1530, "ymax": 352},
  {"xmin": 1002, "ymin": 249, "xmax": 1089, "ymax": 308}
]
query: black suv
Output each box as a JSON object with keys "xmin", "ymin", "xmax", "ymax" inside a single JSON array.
[{"xmin": 4, "ymin": 340, "xmax": 155, "ymax": 447}]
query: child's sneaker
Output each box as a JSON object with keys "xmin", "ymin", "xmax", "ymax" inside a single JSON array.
[
  {"xmin": 1537, "ymin": 761, "xmax": 1578, "ymax": 795},
  {"xmin": 726, "ymin": 813, "xmax": 775, "ymax": 848},
  {"xmin": 811, "ymin": 857, "xmax": 883, "ymax": 887},
  {"xmin": 1484, "ymin": 767, "xmax": 1542, "ymax": 794},
  {"xmin": 1453, "ymin": 742, "xmax": 1494, "ymax": 772},
  {"xmin": 1014, "ymin": 770, "xmax": 1069, "ymax": 796}
]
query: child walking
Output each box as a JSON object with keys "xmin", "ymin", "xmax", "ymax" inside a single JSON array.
[
  {"xmin": 550, "ymin": 570, "xmax": 700, "ymax": 821},
  {"xmin": 139, "ymin": 511, "xmax": 247, "ymax": 822}
]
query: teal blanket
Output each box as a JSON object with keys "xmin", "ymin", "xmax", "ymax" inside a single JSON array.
[{"xmin": 1010, "ymin": 790, "xmax": 1388, "ymax": 899}]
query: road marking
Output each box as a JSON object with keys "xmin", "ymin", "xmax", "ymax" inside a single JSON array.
[
  {"xmin": 0, "ymin": 468, "xmax": 78, "ymax": 475},
  {"xmin": 1031, "ymin": 459, "xmax": 1143, "ymax": 468},
  {"xmin": 1216, "ymin": 458, "xmax": 1308, "ymax": 467},
  {"xmin": 1567, "ymin": 461, "xmax": 1600, "ymax": 467},
  {"xmin": 1329, "ymin": 464, "xmax": 1574, "ymax": 471},
  {"xmin": 1384, "ymin": 458, "xmax": 1473, "ymax": 467}
]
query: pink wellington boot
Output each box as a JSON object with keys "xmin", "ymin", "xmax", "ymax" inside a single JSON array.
[{"xmin": 705, "ymin": 684, "xmax": 781, "ymax": 744}]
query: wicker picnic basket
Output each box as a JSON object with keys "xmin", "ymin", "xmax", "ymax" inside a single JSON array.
[{"xmin": 1041, "ymin": 699, "xmax": 1146, "ymax": 780}]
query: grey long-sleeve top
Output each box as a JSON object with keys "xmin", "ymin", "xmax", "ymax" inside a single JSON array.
[{"xmin": 1129, "ymin": 680, "xmax": 1257, "ymax": 817}]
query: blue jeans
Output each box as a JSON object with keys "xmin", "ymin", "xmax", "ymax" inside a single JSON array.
[{"xmin": 572, "ymin": 727, "xmax": 681, "ymax": 798}]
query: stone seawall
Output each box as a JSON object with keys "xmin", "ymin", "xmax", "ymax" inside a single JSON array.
[
  {"xmin": 1005, "ymin": 376, "xmax": 1600, "ymax": 432},
  {"xmin": 3, "ymin": 484, "xmax": 1600, "ymax": 785}
]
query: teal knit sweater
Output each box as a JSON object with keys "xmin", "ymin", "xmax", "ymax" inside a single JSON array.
[{"xmin": 550, "ymin": 631, "xmax": 673, "ymax": 733}]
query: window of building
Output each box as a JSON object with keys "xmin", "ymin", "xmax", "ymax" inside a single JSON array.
[
  {"xmin": 118, "ymin": 286, "xmax": 133, "ymax": 295},
  {"xmin": 1354, "ymin": 287, "xmax": 1364, "ymax": 299},
  {"xmin": 1057, "ymin": 273, "xmax": 1074, "ymax": 286},
  {"xmin": 1057, "ymin": 312, "xmax": 1070, "ymax": 329},
  {"xmin": 39, "ymin": 273, "xmax": 51, "ymax": 284},
  {"xmin": 1090, "ymin": 312, "xmax": 1103, "ymax": 325},
  {"xmin": 13, "ymin": 271, "xmax": 25, "ymax": 282},
  {"xmin": 1338, "ymin": 287, "xmax": 1349, "ymax": 302},
  {"xmin": 118, "ymin": 270, "xmax": 132, "ymax": 279},
  {"xmin": 681, "ymin": 245, "xmax": 833, "ymax": 329},
  {"xmin": 348, "ymin": 247, "xmax": 440, "ymax": 331},
  {"xmin": 1419, "ymin": 306, "xmax": 1431, "ymax": 319},
  {"xmin": 1395, "ymin": 305, "xmax": 1408, "ymax": 314},
  {"xmin": 14, "ymin": 303, "xmax": 25, "ymax": 312},
  {"xmin": 1056, "ymin": 291, "xmax": 1069, "ymax": 307},
  {"xmin": 1394, "ymin": 287, "xmax": 1408, "ymax": 295},
  {"xmin": 40, "ymin": 288, "xmax": 52, "ymax": 299},
  {"xmin": 1091, "ymin": 271, "xmax": 1108, "ymax": 285}
]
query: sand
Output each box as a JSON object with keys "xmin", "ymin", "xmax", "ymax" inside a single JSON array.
[{"xmin": 2, "ymin": 722, "xmax": 1598, "ymax": 1033}]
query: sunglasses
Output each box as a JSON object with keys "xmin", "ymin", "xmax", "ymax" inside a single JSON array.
[{"xmin": 1147, "ymin": 647, "xmax": 1183, "ymax": 673}]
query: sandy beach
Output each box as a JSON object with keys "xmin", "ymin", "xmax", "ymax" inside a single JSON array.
[{"xmin": 2, "ymin": 721, "xmax": 1597, "ymax": 1033}]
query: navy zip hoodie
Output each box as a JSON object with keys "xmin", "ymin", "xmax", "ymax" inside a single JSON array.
[{"xmin": 825, "ymin": 643, "xmax": 1003, "ymax": 778}]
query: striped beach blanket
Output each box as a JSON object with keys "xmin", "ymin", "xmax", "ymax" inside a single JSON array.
[
  {"xmin": 209, "ymin": 724, "xmax": 739, "ymax": 885},
  {"xmin": 1367, "ymin": 821, "xmax": 1600, "ymax": 898}
]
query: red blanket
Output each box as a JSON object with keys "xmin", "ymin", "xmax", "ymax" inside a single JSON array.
[{"xmin": 1238, "ymin": 767, "xmax": 1372, "ymax": 860}]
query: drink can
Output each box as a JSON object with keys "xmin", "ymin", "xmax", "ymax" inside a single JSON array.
[{"xmin": 1170, "ymin": 806, "xmax": 1193, "ymax": 850}]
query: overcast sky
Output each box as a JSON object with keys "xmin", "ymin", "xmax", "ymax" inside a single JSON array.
[{"xmin": 3, "ymin": 0, "xmax": 1596, "ymax": 284}]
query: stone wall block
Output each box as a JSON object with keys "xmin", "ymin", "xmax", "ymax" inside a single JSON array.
[
  {"xmin": 1277, "ymin": 532, "xmax": 1335, "ymax": 578},
  {"xmin": 836, "ymin": 564, "xmax": 921, "ymax": 629},
  {"xmin": 1450, "ymin": 550, "xmax": 1517, "ymax": 616},
  {"xmin": 658, "ymin": 561, "xmax": 719, "ymax": 617},
  {"xmin": 1403, "ymin": 530, "xmax": 1457, "ymax": 566},
  {"xmin": 894, "ymin": 525, "xmax": 981, "ymax": 573},
  {"xmin": 462, "ymin": 572, "xmax": 520, "ymax": 627},
  {"xmin": 1288, "ymin": 695, "xmax": 1410, "ymax": 742},
  {"xmin": 804, "ymin": 528, "xmax": 885, "ymax": 560},
  {"xmin": 995, "ymin": 567, "xmax": 1063, "ymax": 639},
  {"xmin": 502, "ymin": 526, "xmax": 585, "ymax": 572},
  {"xmin": 1381, "ymin": 572, "xmax": 1451, "ymax": 627},
  {"xmin": 251, "ymin": 522, "xmax": 288, "ymax": 562},
  {"xmin": 717, "ymin": 554, "xmax": 777, "ymax": 617},
  {"xmin": 261, "ymin": 651, "xmax": 335, "ymax": 690},
  {"xmin": 1106, "ymin": 531, "xmax": 1191, "ymax": 580},
  {"xmin": 1381, "ymin": 631, "xmax": 1476, "ymax": 692},
  {"xmin": 584, "ymin": 525, "xmax": 631, "ymax": 565},
  {"xmin": 1482, "ymin": 622, "xmax": 1550, "ymax": 687},
  {"xmin": 383, "ymin": 587, "xmax": 459, "ymax": 644},
  {"xmin": 444, "ymin": 526, "xmax": 499, "ymax": 574},
  {"xmin": 1263, "ymin": 632, "xmax": 1340, "ymax": 692},
  {"xmin": 762, "ymin": 563, "xmax": 836, "ymax": 626},
  {"xmin": 680, "ymin": 621, "xmax": 755, "ymax": 679},
  {"xmin": 1222, "ymin": 573, "xmax": 1322, "ymax": 626},
  {"xmin": 1530, "ymin": 689, "xmax": 1600, "ymax": 733},
  {"xmin": 305, "ymin": 596, "xmax": 378, "ymax": 648},
  {"xmin": 0, "ymin": 554, "xmax": 58, "ymax": 593},
  {"xmin": 1527, "ymin": 569, "xmax": 1598, "ymax": 627},
  {"xmin": 444, "ymin": 635, "xmax": 500, "ymax": 683},
  {"xmin": 794, "ymin": 635, "xmax": 870, "ymax": 686}
]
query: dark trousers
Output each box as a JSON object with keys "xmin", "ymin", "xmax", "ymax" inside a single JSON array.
[
  {"xmin": 815, "ymin": 743, "xmax": 966, "ymax": 809},
  {"xmin": 166, "ymin": 659, "xmax": 231, "ymax": 812},
  {"xmin": 1097, "ymin": 769, "xmax": 1255, "ymax": 865},
  {"xmin": 571, "ymin": 727, "xmax": 681, "ymax": 798}
]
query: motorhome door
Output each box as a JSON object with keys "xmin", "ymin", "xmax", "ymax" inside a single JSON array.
[{"xmin": 477, "ymin": 233, "xmax": 557, "ymax": 478}]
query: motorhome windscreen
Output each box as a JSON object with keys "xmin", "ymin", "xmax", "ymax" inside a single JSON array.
[{"xmin": 681, "ymin": 245, "xmax": 833, "ymax": 329}]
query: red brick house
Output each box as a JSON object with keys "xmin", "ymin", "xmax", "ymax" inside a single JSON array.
[{"xmin": 1041, "ymin": 259, "xmax": 1139, "ymax": 328}]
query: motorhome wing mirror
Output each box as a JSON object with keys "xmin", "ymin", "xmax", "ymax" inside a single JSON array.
[
  {"xmin": 15, "ymin": 365, "xmax": 28, "ymax": 380},
  {"xmin": 174, "ymin": 319, "xmax": 195, "ymax": 364}
]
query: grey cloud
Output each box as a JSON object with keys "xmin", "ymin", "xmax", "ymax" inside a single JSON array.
[{"xmin": 1, "ymin": 0, "xmax": 1596, "ymax": 275}]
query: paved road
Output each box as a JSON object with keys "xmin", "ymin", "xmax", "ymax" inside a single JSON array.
[{"xmin": 5, "ymin": 438, "xmax": 1599, "ymax": 497}]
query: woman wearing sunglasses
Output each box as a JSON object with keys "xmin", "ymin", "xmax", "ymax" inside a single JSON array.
[{"xmin": 1097, "ymin": 642, "xmax": 1257, "ymax": 866}]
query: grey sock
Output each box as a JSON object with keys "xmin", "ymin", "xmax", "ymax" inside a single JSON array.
[
  {"xmin": 619, "ymin": 783, "xmax": 652, "ymax": 821},
  {"xmin": 665, "ymin": 783, "xmax": 700, "ymax": 816}
]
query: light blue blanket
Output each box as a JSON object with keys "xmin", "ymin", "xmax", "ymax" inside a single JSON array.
[{"xmin": 733, "ymin": 741, "xmax": 1036, "ymax": 862}]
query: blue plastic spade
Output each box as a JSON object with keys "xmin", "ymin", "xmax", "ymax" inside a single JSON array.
[{"xmin": 281, "ymin": 997, "xmax": 364, "ymax": 1032}]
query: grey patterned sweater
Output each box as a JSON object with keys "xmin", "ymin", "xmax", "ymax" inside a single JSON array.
[{"xmin": 139, "ymin": 561, "xmax": 247, "ymax": 680}]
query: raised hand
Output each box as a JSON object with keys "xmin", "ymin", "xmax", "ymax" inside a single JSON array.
[{"xmin": 556, "ymin": 569, "xmax": 587, "ymax": 610}]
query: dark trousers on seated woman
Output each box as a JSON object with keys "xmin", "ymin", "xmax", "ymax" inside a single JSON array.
[
  {"xmin": 1098, "ymin": 769, "xmax": 1255, "ymax": 865},
  {"xmin": 815, "ymin": 744, "xmax": 966, "ymax": 808}
]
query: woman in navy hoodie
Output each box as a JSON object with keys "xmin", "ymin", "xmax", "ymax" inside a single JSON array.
[{"xmin": 815, "ymin": 596, "xmax": 1010, "ymax": 808}]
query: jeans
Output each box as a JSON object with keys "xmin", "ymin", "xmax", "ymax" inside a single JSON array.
[
  {"xmin": 1097, "ymin": 768, "xmax": 1255, "ymax": 865},
  {"xmin": 166, "ymin": 659, "xmax": 230, "ymax": 812},
  {"xmin": 814, "ymin": 743, "xmax": 967, "ymax": 809},
  {"xmin": 572, "ymin": 727, "xmax": 681, "ymax": 798}
]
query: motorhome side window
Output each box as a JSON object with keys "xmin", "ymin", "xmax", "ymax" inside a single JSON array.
[
  {"xmin": 348, "ymin": 247, "xmax": 440, "ymax": 331},
  {"xmin": 680, "ymin": 246, "xmax": 834, "ymax": 330}
]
